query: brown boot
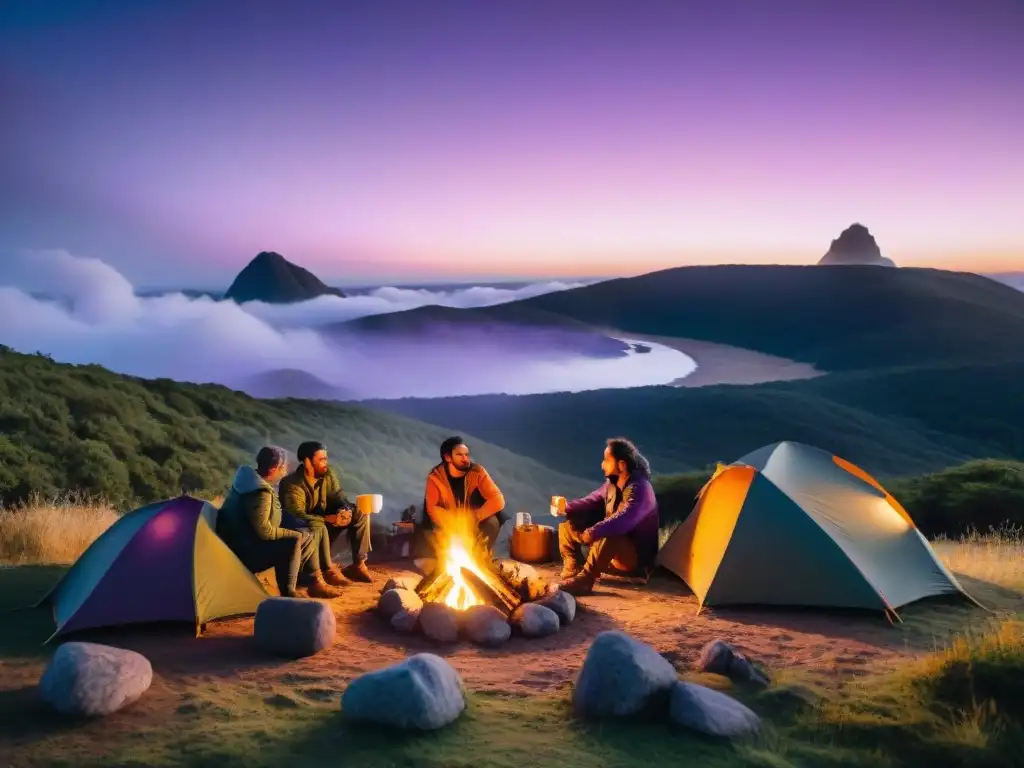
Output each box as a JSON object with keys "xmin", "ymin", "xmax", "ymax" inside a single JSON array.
[
  {"xmin": 324, "ymin": 565, "xmax": 350, "ymax": 587},
  {"xmin": 559, "ymin": 572, "xmax": 596, "ymax": 596},
  {"xmin": 342, "ymin": 560, "xmax": 374, "ymax": 583},
  {"xmin": 307, "ymin": 572, "xmax": 345, "ymax": 599},
  {"xmin": 560, "ymin": 557, "xmax": 580, "ymax": 580}
]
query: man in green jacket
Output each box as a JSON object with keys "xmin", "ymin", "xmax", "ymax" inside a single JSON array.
[
  {"xmin": 216, "ymin": 446, "xmax": 345, "ymax": 599},
  {"xmin": 280, "ymin": 440, "xmax": 374, "ymax": 583}
]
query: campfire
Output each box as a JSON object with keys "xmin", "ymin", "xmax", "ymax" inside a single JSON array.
[
  {"xmin": 377, "ymin": 508, "xmax": 574, "ymax": 644},
  {"xmin": 414, "ymin": 509, "xmax": 550, "ymax": 615}
]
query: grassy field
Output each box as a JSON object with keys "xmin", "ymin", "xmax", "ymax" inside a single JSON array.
[
  {"xmin": 0, "ymin": 346, "xmax": 592, "ymax": 517},
  {"xmin": 1, "ymin": 500, "xmax": 1023, "ymax": 766},
  {"xmin": 0, "ymin": 527, "xmax": 1021, "ymax": 767}
]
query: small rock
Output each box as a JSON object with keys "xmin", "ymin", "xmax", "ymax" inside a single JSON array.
[
  {"xmin": 254, "ymin": 597, "xmax": 336, "ymax": 658},
  {"xmin": 573, "ymin": 631, "xmax": 677, "ymax": 718},
  {"xmin": 669, "ymin": 681, "xmax": 761, "ymax": 739},
  {"xmin": 39, "ymin": 642, "xmax": 152, "ymax": 717},
  {"xmin": 697, "ymin": 640, "xmax": 769, "ymax": 688},
  {"xmin": 537, "ymin": 590, "xmax": 576, "ymax": 625},
  {"xmin": 510, "ymin": 603, "xmax": 560, "ymax": 638},
  {"xmin": 460, "ymin": 605, "xmax": 511, "ymax": 646},
  {"xmin": 391, "ymin": 608, "xmax": 421, "ymax": 633},
  {"xmin": 382, "ymin": 576, "xmax": 418, "ymax": 593},
  {"xmin": 342, "ymin": 653, "xmax": 466, "ymax": 730},
  {"xmin": 419, "ymin": 602, "xmax": 459, "ymax": 643},
  {"xmin": 377, "ymin": 588, "xmax": 423, "ymax": 620}
]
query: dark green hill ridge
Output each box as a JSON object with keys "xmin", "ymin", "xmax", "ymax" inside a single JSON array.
[{"xmin": 0, "ymin": 346, "xmax": 591, "ymax": 513}]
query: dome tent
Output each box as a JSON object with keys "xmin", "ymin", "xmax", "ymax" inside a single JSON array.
[
  {"xmin": 37, "ymin": 495, "xmax": 269, "ymax": 641},
  {"xmin": 657, "ymin": 441, "xmax": 980, "ymax": 620}
]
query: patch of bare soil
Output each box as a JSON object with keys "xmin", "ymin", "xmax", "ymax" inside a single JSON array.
[{"xmin": 8, "ymin": 564, "xmax": 941, "ymax": 692}]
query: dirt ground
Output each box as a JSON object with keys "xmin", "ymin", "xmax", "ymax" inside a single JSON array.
[{"xmin": 2, "ymin": 560, "xmax": 1001, "ymax": 710}]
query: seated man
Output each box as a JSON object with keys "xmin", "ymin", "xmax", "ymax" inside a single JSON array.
[
  {"xmin": 558, "ymin": 437, "xmax": 659, "ymax": 596},
  {"xmin": 216, "ymin": 446, "xmax": 345, "ymax": 599},
  {"xmin": 423, "ymin": 436, "xmax": 508, "ymax": 550},
  {"xmin": 279, "ymin": 440, "xmax": 374, "ymax": 583}
]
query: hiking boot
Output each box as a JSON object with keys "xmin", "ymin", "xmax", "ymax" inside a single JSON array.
[
  {"xmin": 342, "ymin": 560, "xmax": 375, "ymax": 583},
  {"xmin": 559, "ymin": 572, "xmax": 595, "ymax": 596},
  {"xmin": 560, "ymin": 558, "xmax": 580, "ymax": 580},
  {"xmin": 307, "ymin": 572, "xmax": 345, "ymax": 599},
  {"xmin": 324, "ymin": 565, "xmax": 350, "ymax": 587}
]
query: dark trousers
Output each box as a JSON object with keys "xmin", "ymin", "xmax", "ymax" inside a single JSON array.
[
  {"xmin": 233, "ymin": 532, "xmax": 317, "ymax": 596},
  {"xmin": 322, "ymin": 507, "xmax": 373, "ymax": 566},
  {"xmin": 558, "ymin": 509, "xmax": 635, "ymax": 578},
  {"xmin": 414, "ymin": 508, "xmax": 509, "ymax": 557}
]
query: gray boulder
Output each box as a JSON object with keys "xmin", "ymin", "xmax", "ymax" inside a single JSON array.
[
  {"xmin": 419, "ymin": 602, "xmax": 459, "ymax": 643},
  {"xmin": 511, "ymin": 603, "xmax": 560, "ymax": 637},
  {"xmin": 537, "ymin": 590, "xmax": 576, "ymax": 625},
  {"xmin": 697, "ymin": 640, "xmax": 769, "ymax": 688},
  {"xmin": 39, "ymin": 642, "xmax": 152, "ymax": 717},
  {"xmin": 254, "ymin": 596, "xmax": 336, "ymax": 658},
  {"xmin": 460, "ymin": 605, "xmax": 511, "ymax": 646},
  {"xmin": 377, "ymin": 588, "xmax": 423, "ymax": 620},
  {"xmin": 341, "ymin": 653, "xmax": 466, "ymax": 730},
  {"xmin": 669, "ymin": 681, "xmax": 761, "ymax": 738},
  {"xmin": 573, "ymin": 631, "xmax": 677, "ymax": 718},
  {"xmin": 391, "ymin": 608, "xmax": 421, "ymax": 633}
]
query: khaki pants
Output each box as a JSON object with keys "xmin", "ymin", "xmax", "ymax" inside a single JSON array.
[{"xmin": 558, "ymin": 510, "xmax": 637, "ymax": 578}]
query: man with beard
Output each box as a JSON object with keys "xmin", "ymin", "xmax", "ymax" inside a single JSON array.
[
  {"xmin": 422, "ymin": 435, "xmax": 508, "ymax": 551},
  {"xmin": 216, "ymin": 446, "xmax": 345, "ymax": 599},
  {"xmin": 556, "ymin": 437, "xmax": 659, "ymax": 596},
  {"xmin": 279, "ymin": 440, "xmax": 374, "ymax": 584}
]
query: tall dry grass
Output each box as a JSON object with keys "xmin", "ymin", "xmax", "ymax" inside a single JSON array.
[
  {"xmin": 0, "ymin": 494, "xmax": 225, "ymax": 566},
  {"xmin": 0, "ymin": 494, "xmax": 122, "ymax": 565},
  {"xmin": 931, "ymin": 524, "xmax": 1024, "ymax": 593}
]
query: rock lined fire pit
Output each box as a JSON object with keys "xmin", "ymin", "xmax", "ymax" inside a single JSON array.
[{"xmin": 376, "ymin": 516, "xmax": 575, "ymax": 644}]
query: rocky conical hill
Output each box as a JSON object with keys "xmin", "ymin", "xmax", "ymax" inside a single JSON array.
[
  {"xmin": 225, "ymin": 251, "xmax": 345, "ymax": 303},
  {"xmin": 819, "ymin": 223, "xmax": 895, "ymax": 267}
]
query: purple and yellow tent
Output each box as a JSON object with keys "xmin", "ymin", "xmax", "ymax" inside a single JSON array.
[{"xmin": 37, "ymin": 495, "xmax": 269, "ymax": 641}]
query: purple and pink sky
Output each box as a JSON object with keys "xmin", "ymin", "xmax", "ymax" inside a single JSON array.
[{"xmin": 1, "ymin": 0, "xmax": 1022, "ymax": 287}]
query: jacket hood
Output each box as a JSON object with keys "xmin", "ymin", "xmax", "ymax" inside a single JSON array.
[{"xmin": 232, "ymin": 465, "xmax": 271, "ymax": 495}]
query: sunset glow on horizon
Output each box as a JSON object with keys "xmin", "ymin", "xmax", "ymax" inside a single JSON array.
[{"xmin": 1, "ymin": 0, "xmax": 1022, "ymax": 286}]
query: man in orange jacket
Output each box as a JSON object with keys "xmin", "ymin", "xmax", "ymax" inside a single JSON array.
[{"xmin": 421, "ymin": 435, "xmax": 508, "ymax": 551}]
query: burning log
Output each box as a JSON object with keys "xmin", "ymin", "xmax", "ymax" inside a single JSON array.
[
  {"xmin": 416, "ymin": 572, "xmax": 453, "ymax": 605},
  {"xmin": 459, "ymin": 567, "xmax": 521, "ymax": 617}
]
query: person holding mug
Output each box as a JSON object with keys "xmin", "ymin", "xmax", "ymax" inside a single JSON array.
[
  {"xmin": 554, "ymin": 437, "xmax": 660, "ymax": 596},
  {"xmin": 279, "ymin": 440, "xmax": 375, "ymax": 584}
]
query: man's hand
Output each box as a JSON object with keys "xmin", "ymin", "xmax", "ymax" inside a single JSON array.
[
  {"xmin": 325, "ymin": 509, "xmax": 352, "ymax": 527},
  {"xmin": 580, "ymin": 528, "xmax": 595, "ymax": 545}
]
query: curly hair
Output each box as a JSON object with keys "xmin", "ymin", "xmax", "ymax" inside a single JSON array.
[{"xmin": 606, "ymin": 437, "xmax": 651, "ymax": 478}]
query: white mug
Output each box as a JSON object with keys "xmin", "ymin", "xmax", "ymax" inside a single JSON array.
[
  {"xmin": 516, "ymin": 511, "xmax": 532, "ymax": 527},
  {"xmin": 356, "ymin": 493, "xmax": 383, "ymax": 515}
]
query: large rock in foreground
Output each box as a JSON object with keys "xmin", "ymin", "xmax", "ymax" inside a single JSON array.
[
  {"xmin": 254, "ymin": 597, "xmax": 336, "ymax": 657},
  {"xmin": 39, "ymin": 642, "xmax": 152, "ymax": 717},
  {"xmin": 818, "ymin": 223, "xmax": 895, "ymax": 267},
  {"xmin": 573, "ymin": 631, "xmax": 678, "ymax": 717},
  {"xmin": 341, "ymin": 654, "xmax": 466, "ymax": 730},
  {"xmin": 670, "ymin": 680, "xmax": 761, "ymax": 738}
]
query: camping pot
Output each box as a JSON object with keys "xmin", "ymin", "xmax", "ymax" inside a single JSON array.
[{"xmin": 511, "ymin": 523, "xmax": 554, "ymax": 564}]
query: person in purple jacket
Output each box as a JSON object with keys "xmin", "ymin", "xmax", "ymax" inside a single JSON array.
[{"xmin": 557, "ymin": 437, "xmax": 660, "ymax": 596}]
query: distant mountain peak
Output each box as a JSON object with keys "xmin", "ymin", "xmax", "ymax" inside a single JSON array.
[
  {"xmin": 225, "ymin": 251, "xmax": 346, "ymax": 303},
  {"xmin": 819, "ymin": 223, "xmax": 896, "ymax": 267}
]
